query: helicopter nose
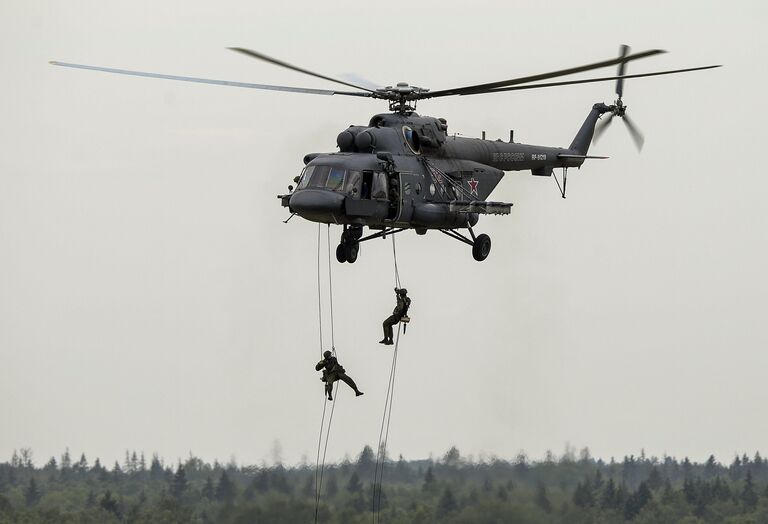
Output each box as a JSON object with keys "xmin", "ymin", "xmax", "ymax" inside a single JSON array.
[{"xmin": 289, "ymin": 189, "xmax": 345, "ymax": 217}]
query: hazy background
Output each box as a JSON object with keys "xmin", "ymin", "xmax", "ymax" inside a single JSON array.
[{"xmin": 1, "ymin": 0, "xmax": 765, "ymax": 467}]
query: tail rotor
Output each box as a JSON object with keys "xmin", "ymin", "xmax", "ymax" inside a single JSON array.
[{"xmin": 595, "ymin": 44, "xmax": 645, "ymax": 151}]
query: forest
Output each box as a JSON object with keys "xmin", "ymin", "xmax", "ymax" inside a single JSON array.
[{"xmin": 1, "ymin": 446, "xmax": 767, "ymax": 523}]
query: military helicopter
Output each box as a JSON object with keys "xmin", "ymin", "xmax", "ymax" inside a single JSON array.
[{"xmin": 51, "ymin": 46, "xmax": 719, "ymax": 263}]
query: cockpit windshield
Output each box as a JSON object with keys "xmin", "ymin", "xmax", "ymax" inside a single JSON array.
[{"xmin": 297, "ymin": 165, "xmax": 359, "ymax": 194}]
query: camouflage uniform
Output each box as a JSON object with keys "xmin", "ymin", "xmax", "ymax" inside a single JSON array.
[
  {"xmin": 315, "ymin": 351, "xmax": 363, "ymax": 400},
  {"xmin": 380, "ymin": 288, "xmax": 411, "ymax": 345}
]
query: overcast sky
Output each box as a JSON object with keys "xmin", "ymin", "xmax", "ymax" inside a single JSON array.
[{"xmin": 1, "ymin": 0, "xmax": 766, "ymax": 468}]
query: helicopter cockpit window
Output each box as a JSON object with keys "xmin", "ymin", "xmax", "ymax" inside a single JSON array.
[
  {"xmin": 326, "ymin": 167, "xmax": 345, "ymax": 191},
  {"xmin": 298, "ymin": 166, "xmax": 314, "ymax": 189},
  {"xmin": 345, "ymin": 170, "xmax": 362, "ymax": 196},
  {"xmin": 308, "ymin": 165, "xmax": 330, "ymax": 188},
  {"xmin": 371, "ymin": 171, "xmax": 388, "ymax": 200}
]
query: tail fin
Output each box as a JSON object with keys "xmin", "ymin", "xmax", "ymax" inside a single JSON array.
[{"xmin": 569, "ymin": 103, "xmax": 611, "ymax": 155}]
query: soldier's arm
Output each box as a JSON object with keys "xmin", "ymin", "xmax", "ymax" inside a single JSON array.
[{"xmin": 315, "ymin": 361, "xmax": 325, "ymax": 371}]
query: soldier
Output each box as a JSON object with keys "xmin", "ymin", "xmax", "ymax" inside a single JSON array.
[
  {"xmin": 315, "ymin": 350, "xmax": 363, "ymax": 401},
  {"xmin": 380, "ymin": 288, "xmax": 411, "ymax": 345}
]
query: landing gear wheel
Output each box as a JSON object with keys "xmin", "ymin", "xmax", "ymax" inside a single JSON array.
[
  {"xmin": 336, "ymin": 244, "xmax": 347, "ymax": 263},
  {"xmin": 472, "ymin": 234, "xmax": 491, "ymax": 261},
  {"xmin": 344, "ymin": 242, "xmax": 359, "ymax": 264}
]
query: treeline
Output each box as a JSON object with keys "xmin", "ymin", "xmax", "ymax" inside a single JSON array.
[{"xmin": 1, "ymin": 446, "xmax": 768, "ymax": 523}]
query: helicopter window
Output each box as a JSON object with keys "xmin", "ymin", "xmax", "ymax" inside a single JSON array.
[
  {"xmin": 345, "ymin": 170, "xmax": 362, "ymax": 195},
  {"xmin": 308, "ymin": 165, "xmax": 330, "ymax": 187},
  {"xmin": 371, "ymin": 172, "xmax": 388, "ymax": 200},
  {"xmin": 402, "ymin": 126, "xmax": 421, "ymax": 154},
  {"xmin": 298, "ymin": 166, "xmax": 314, "ymax": 189},
  {"xmin": 326, "ymin": 167, "xmax": 345, "ymax": 191}
]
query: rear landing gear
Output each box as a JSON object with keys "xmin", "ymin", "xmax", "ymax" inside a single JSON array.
[
  {"xmin": 439, "ymin": 224, "xmax": 492, "ymax": 262},
  {"xmin": 472, "ymin": 234, "xmax": 491, "ymax": 261}
]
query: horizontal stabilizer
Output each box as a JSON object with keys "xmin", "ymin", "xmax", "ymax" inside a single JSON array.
[
  {"xmin": 449, "ymin": 200, "xmax": 512, "ymax": 215},
  {"xmin": 557, "ymin": 154, "xmax": 609, "ymax": 159}
]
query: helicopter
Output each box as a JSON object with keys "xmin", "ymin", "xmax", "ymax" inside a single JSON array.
[{"xmin": 50, "ymin": 46, "xmax": 719, "ymax": 263}]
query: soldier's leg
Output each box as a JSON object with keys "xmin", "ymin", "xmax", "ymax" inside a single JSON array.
[
  {"xmin": 338, "ymin": 373, "xmax": 363, "ymax": 396},
  {"xmin": 325, "ymin": 378, "xmax": 334, "ymax": 400},
  {"xmin": 381, "ymin": 315, "xmax": 397, "ymax": 343}
]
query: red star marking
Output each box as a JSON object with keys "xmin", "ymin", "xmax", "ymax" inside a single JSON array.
[{"xmin": 468, "ymin": 178, "xmax": 479, "ymax": 196}]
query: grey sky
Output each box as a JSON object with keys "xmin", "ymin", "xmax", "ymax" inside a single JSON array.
[{"xmin": 1, "ymin": 0, "xmax": 766, "ymax": 468}]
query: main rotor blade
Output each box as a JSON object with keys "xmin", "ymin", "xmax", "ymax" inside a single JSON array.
[
  {"xmin": 228, "ymin": 47, "xmax": 375, "ymax": 93},
  {"xmin": 622, "ymin": 114, "xmax": 645, "ymax": 151},
  {"xmin": 593, "ymin": 113, "xmax": 614, "ymax": 143},
  {"xmin": 49, "ymin": 61, "xmax": 372, "ymax": 97},
  {"xmin": 422, "ymin": 49, "xmax": 666, "ymax": 99},
  {"xmin": 616, "ymin": 44, "xmax": 630, "ymax": 98},
  {"xmin": 455, "ymin": 64, "xmax": 722, "ymax": 96}
]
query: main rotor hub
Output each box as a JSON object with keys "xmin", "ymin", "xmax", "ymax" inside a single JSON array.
[{"xmin": 374, "ymin": 82, "xmax": 430, "ymax": 113}]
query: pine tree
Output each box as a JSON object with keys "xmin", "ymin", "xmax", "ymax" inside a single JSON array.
[
  {"xmin": 647, "ymin": 466, "xmax": 663, "ymax": 490},
  {"xmin": 77, "ymin": 453, "xmax": 88, "ymax": 472},
  {"xmin": 202, "ymin": 477, "xmax": 215, "ymax": 500},
  {"xmin": 61, "ymin": 449, "xmax": 72, "ymax": 471},
  {"xmin": 24, "ymin": 478, "xmax": 40, "ymax": 507},
  {"xmin": 43, "ymin": 457, "xmax": 57, "ymax": 472},
  {"xmin": 637, "ymin": 481, "xmax": 652, "ymax": 509},
  {"xmin": 704, "ymin": 455, "xmax": 717, "ymax": 479},
  {"xmin": 574, "ymin": 481, "xmax": 595, "ymax": 508},
  {"xmin": 253, "ymin": 469, "xmax": 269, "ymax": 493},
  {"xmin": 741, "ymin": 470, "xmax": 758, "ymax": 510},
  {"xmin": 357, "ymin": 445, "xmax": 375, "ymax": 475},
  {"xmin": 149, "ymin": 454, "xmax": 163, "ymax": 481},
  {"xmin": 326, "ymin": 472, "xmax": 338, "ymax": 497},
  {"xmin": 436, "ymin": 487, "xmax": 458, "ymax": 517},
  {"xmin": 422, "ymin": 466, "xmax": 435, "ymax": 492},
  {"xmin": 171, "ymin": 465, "xmax": 187, "ymax": 499},
  {"xmin": 535, "ymin": 482, "xmax": 552, "ymax": 513},
  {"xmin": 347, "ymin": 472, "xmax": 362, "ymax": 493},
  {"xmin": 443, "ymin": 446, "xmax": 461, "ymax": 467},
  {"xmin": 100, "ymin": 490, "xmax": 121, "ymax": 518},
  {"xmin": 600, "ymin": 478, "xmax": 617, "ymax": 509},
  {"xmin": 215, "ymin": 471, "xmax": 236, "ymax": 504}
]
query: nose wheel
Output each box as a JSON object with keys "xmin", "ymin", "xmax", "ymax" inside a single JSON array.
[
  {"xmin": 336, "ymin": 242, "xmax": 359, "ymax": 264},
  {"xmin": 336, "ymin": 225, "xmax": 363, "ymax": 264}
]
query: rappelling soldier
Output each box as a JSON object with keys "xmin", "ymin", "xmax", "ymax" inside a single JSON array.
[
  {"xmin": 380, "ymin": 288, "xmax": 411, "ymax": 345},
  {"xmin": 315, "ymin": 350, "xmax": 364, "ymax": 401}
]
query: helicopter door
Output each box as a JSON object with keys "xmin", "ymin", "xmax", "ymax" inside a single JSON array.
[
  {"xmin": 361, "ymin": 171, "xmax": 372, "ymax": 199},
  {"xmin": 386, "ymin": 173, "xmax": 401, "ymax": 221},
  {"xmin": 344, "ymin": 170, "xmax": 389, "ymax": 219}
]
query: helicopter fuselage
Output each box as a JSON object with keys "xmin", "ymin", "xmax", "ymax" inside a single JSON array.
[{"xmin": 281, "ymin": 105, "xmax": 608, "ymax": 262}]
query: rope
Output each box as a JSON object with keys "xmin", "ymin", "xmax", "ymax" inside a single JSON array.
[
  {"xmin": 371, "ymin": 325, "xmax": 401, "ymax": 523},
  {"xmin": 316, "ymin": 225, "xmax": 324, "ymax": 358},
  {"xmin": 391, "ymin": 235, "xmax": 401, "ymax": 289},
  {"xmin": 314, "ymin": 226, "xmax": 340, "ymax": 523},
  {"xmin": 314, "ymin": 384, "xmax": 338, "ymax": 523},
  {"xmin": 372, "ymin": 237, "xmax": 405, "ymax": 523},
  {"xmin": 327, "ymin": 225, "xmax": 336, "ymax": 352},
  {"xmin": 314, "ymin": 395, "xmax": 329, "ymax": 518}
]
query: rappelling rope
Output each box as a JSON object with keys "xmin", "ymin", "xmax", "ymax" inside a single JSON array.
[
  {"xmin": 316, "ymin": 225, "xmax": 324, "ymax": 358},
  {"xmin": 391, "ymin": 234, "xmax": 401, "ymax": 290},
  {"xmin": 314, "ymin": 225, "xmax": 339, "ymax": 524},
  {"xmin": 372, "ymin": 236, "xmax": 404, "ymax": 523},
  {"xmin": 371, "ymin": 325, "xmax": 401, "ymax": 523},
  {"xmin": 327, "ymin": 225, "xmax": 336, "ymax": 352}
]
